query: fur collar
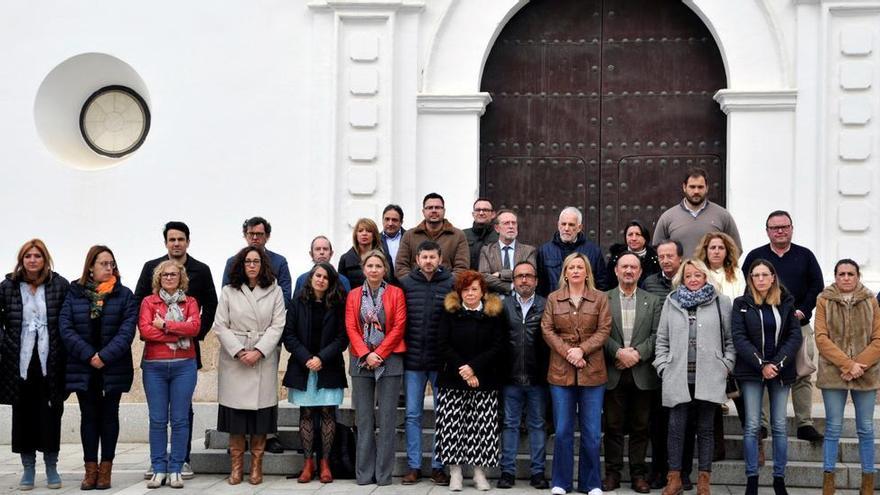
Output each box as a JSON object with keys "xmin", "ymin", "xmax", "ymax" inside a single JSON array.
[
  {"xmin": 444, "ymin": 291, "xmax": 503, "ymax": 317},
  {"xmin": 821, "ymin": 282, "xmax": 874, "ymax": 304}
]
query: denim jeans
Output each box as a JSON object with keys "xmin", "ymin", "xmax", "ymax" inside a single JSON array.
[
  {"xmin": 549, "ymin": 384, "xmax": 604, "ymax": 492},
  {"xmin": 741, "ymin": 380, "xmax": 790, "ymax": 477},
  {"xmin": 501, "ymin": 384, "xmax": 547, "ymax": 476},
  {"xmin": 822, "ymin": 388, "xmax": 877, "ymax": 473},
  {"xmin": 404, "ymin": 370, "xmax": 442, "ymax": 470},
  {"xmin": 143, "ymin": 359, "xmax": 198, "ymax": 474}
]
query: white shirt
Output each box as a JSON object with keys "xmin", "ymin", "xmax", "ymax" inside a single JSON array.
[
  {"xmin": 515, "ymin": 291, "xmax": 535, "ymax": 322},
  {"xmin": 383, "ymin": 230, "xmax": 403, "ymax": 267}
]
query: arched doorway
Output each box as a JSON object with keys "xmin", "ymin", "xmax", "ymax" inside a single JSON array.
[{"xmin": 479, "ymin": 0, "xmax": 727, "ymax": 249}]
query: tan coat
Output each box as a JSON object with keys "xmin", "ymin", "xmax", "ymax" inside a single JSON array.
[
  {"xmin": 541, "ymin": 287, "xmax": 611, "ymax": 386},
  {"xmin": 394, "ymin": 219, "xmax": 470, "ymax": 279},
  {"xmin": 815, "ymin": 283, "xmax": 880, "ymax": 391},
  {"xmin": 214, "ymin": 282, "xmax": 286, "ymax": 410}
]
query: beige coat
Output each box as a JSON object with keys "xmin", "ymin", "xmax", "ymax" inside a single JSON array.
[
  {"xmin": 214, "ymin": 282, "xmax": 286, "ymax": 410},
  {"xmin": 815, "ymin": 283, "xmax": 880, "ymax": 391}
]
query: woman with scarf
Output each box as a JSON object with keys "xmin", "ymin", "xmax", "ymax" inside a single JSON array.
[
  {"xmin": 214, "ymin": 246, "xmax": 286, "ymax": 486},
  {"xmin": 815, "ymin": 259, "xmax": 880, "ymax": 495},
  {"xmin": 59, "ymin": 245, "xmax": 138, "ymax": 490},
  {"xmin": 435, "ymin": 269, "xmax": 505, "ymax": 491},
  {"xmin": 344, "ymin": 250, "xmax": 406, "ymax": 486},
  {"xmin": 541, "ymin": 252, "xmax": 611, "ymax": 495},
  {"xmin": 337, "ymin": 218, "xmax": 382, "ymax": 288},
  {"xmin": 732, "ymin": 259, "xmax": 802, "ymax": 495},
  {"xmin": 283, "ymin": 262, "xmax": 348, "ymax": 484},
  {"xmin": 137, "ymin": 260, "xmax": 200, "ymax": 489},
  {"xmin": 605, "ymin": 220, "xmax": 660, "ymax": 289},
  {"xmin": 653, "ymin": 258, "xmax": 735, "ymax": 495},
  {"xmin": 0, "ymin": 240, "xmax": 69, "ymax": 490}
]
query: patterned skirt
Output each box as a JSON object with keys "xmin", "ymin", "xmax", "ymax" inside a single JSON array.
[{"xmin": 435, "ymin": 387, "xmax": 500, "ymax": 466}]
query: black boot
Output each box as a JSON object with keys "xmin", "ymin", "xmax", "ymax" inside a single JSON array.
[
  {"xmin": 745, "ymin": 476, "xmax": 758, "ymax": 495},
  {"xmin": 773, "ymin": 477, "xmax": 789, "ymax": 495}
]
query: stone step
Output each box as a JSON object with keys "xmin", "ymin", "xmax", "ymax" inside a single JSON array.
[
  {"xmin": 203, "ymin": 427, "xmax": 879, "ymax": 464},
  {"xmin": 188, "ymin": 446, "xmax": 875, "ymax": 490}
]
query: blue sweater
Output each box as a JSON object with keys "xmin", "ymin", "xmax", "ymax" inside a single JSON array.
[{"xmin": 741, "ymin": 243, "xmax": 824, "ymax": 324}]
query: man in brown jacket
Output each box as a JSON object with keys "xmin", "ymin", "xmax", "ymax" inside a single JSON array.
[{"xmin": 394, "ymin": 192, "xmax": 470, "ymax": 279}]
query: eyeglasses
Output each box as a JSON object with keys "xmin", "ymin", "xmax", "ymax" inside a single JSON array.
[
  {"xmin": 244, "ymin": 259, "xmax": 262, "ymax": 265},
  {"xmin": 246, "ymin": 232, "xmax": 266, "ymax": 239},
  {"xmin": 96, "ymin": 261, "xmax": 116, "ymax": 269},
  {"xmin": 751, "ymin": 272, "xmax": 773, "ymax": 279},
  {"xmin": 473, "ymin": 208, "xmax": 494, "ymax": 213},
  {"xmin": 514, "ymin": 274, "xmax": 536, "ymax": 280},
  {"xmin": 766, "ymin": 225, "xmax": 792, "ymax": 232},
  {"xmin": 160, "ymin": 272, "xmax": 180, "ymax": 279}
]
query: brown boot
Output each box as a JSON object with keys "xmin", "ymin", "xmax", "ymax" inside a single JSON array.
[
  {"xmin": 298, "ymin": 457, "xmax": 315, "ymax": 483},
  {"xmin": 319, "ymin": 458, "xmax": 333, "ymax": 483},
  {"xmin": 96, "ymin": 461, "xmax": 112, "ymax": 490},
  {"xmin": 662, "ymin": 471, "xmax": 683, "ymax": 495},
  {"xmin": 249, "ymin": 435, "xmax": 266, "ymax": 485},
  {"xmin": 697, "ymin": 471, "xmax": 711, "ymax": 495},
  {"xmin": 823, "ymin": 471, "xmax": 835, "ymax": 495},
  {"xmin": 228, "ymin": 434, "xmax": 246, "ymax": 485},
  {"xmin": 862, "ymin": 472, "xmax": 874, "ymax": 495},
  {"xmin": 80, "ymin": 462, "xmax": 99, "ymax": 490}
]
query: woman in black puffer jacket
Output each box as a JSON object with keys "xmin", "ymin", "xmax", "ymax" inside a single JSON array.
[
  {"xmin": 731, "ymin": 259, "xmax": 802, "ymax": 495},
  {"xmin": 60, "ymin": 245, "xmax": 137, "ymax": 491},
  {"xmin": 0, "ymin": 239, "xmax": 69, "ymax": 490}
]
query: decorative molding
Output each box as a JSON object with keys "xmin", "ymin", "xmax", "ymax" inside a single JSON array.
[
  {"xmin": 308, "ymin": 0, "xmax": 425, "ymax": 12},
  {"xmin": 416, "ymin": 93, "xmax": 493, "ymax": 115},
  {"xmin": 713, "ymin": 89, "xmax": 798, "ymax": 113}
]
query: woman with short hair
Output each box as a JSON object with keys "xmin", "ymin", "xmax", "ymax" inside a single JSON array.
[
  {"xmin": 0, "ymin": 239, "xmax": 69, "ymax": 490},
  {"xmin": 732, "ymin": 259, "xmax": 802, "ymax": 495},
  {"xmin": 60, "ymin": 245, "xmax": 138, "ymax": 490},
  {"xmin": 214, "ymin": 247, "xmax": 286, "ymax": 486},
  {"xmin": 435, "ymin": 269, "xmax": 505, "ymax": 491},
  {"xmin": 283, "ymin": 262, "xmax": 348, "ymax": 484},
  {"xmin": 338, "ymin": 218, "xmax": 382, "ymax": 288},
  {"xmin": 653, "ymin": 258, "xmax": 735, "ymax": 495},
  {"xmin": 542, "ymin": 252, "xmax": 611, "ymax": 495},
  {"xmin": 815, "ymin": 259, "xmax": 880, "ymax": 495},
  {"xmin": 344, "ymin": 250, "xmax": 406, "ymax": 486},
  {"xmin": 138, "ymin": 260, "xmax": 201, "ymax": 489}
]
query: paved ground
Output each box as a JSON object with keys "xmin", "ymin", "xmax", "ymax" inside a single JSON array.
[{"xmin": 0, "ymin": 444, "xmax": 860, "ymax": 494}]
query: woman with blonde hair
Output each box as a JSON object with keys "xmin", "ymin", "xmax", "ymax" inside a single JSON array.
[
  {"xmin": 653, "ymin": 258, "xmax": 735, "ymax": 495},
  {"xmin": 694, "ymin": 232, "xmax": 745, "ymax": 302},
  {"xmin": 0, "ymin": 240, "xmax": 69, "ymax": 490},
  {"xmin": 338, "ymin": 218, "xmax": 382, "ymax": 288},
  {"xmin": 542, "ymin": 252, "xmax": 610, "ymax": 495},
  {"xmin": 138, "ymin": 260, "xmax": 201, "ymax": 489}
]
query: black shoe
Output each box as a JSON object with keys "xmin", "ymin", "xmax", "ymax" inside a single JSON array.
[
  {"xmin": 682, "ymin": 475, "xmax": 693, "ymax": 491},
  {"xmin": 529, "ymin": 473, "xmax": 548, "ymax": 489},
  {"xmin": 773, "ymin": 476, "xmax": 789, "ymax": 495},
  {"xmin": 265, "ymin": 437, "xmax": 285, "ymax": 454},
  {"xmin": 745, "ymin": 475, "xmax": 759, "ymax": 495},
  {"xmin": 649, "ymin": 472, "xmax": 667, "ymax": 490},
  {"xmin": 797, "ymin": 425, "xmax": 824, "ymax": 443},
  {"xmin": 497, "ymin": 472, "xmax": 515, "ymax": 489}
]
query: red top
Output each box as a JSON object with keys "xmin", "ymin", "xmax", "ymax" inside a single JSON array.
[
  {"xmin": 345, "ymin": 284, "xmax": 407, "ymax": 358},
  {"xmin": 138, "ymin": 294, "xmax": 201, "ymax": 361}
]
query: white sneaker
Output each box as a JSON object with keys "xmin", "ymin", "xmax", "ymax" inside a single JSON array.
[
  {"xmin": 449, "ymin": 465, "xmax": 463, "ymax": 492},
  {"xmin": 146, "ymin": 473, "xmax": 166, "ymax": 489},
  {"xmin": 168, "ymin": 472, "xmax": 184, "ymax": 489},
  {"xmin": 587, "ymin": 489, "xmax": 603, "ymax": 495},
  {"xmin": 473, "ymin": 466, "xmax": 490, "ymax": 491},
  {"xmin": 144, "ymin": 465, "xmax": 153, "ymax": 480},
  {"xmin": 551, "ymin": 487, "xmax": 567, "ymax": 495},
  {"xmin": 181, "ymin": 462, "xmax": 194, "ymax": 480}
]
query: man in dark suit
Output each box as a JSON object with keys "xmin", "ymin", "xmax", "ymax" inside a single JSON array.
[
  {"xmin": 478, "ymin": 209, "xmax": 537, "ymax": 295},
  {"xmin": 601, "ymin": 253, "xmax": 663, "ymax": 493},
  {"xmin": 380, "ymin": 204, "xmax": 405, "ymax": 285}
]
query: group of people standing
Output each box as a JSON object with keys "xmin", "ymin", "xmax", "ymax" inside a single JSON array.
[{"xmin": 0, "ymin": 167, "xmax": 878, "ymax": 495}]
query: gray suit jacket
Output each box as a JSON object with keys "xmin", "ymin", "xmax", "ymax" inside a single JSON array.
[
  {"xmin": 604, "ymin": 287, "xmax": 663, "ymax": 391},
  {"xmin": 478, "ymin": 241, "xmax": 537, "ymax": 295}
]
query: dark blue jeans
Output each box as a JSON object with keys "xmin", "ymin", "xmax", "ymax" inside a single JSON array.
[
  {"xmin": 741, "ymin": 379, "xmax": 789, "ymax": 477},
  {"xmin": 500, "ymin": 384, "xmax": 547, "ymax": 476},
  {"xmin": 404, "ymin": 370, "xmax": 442, "ymax": 470},
  {"xmin": 549, "ymin": 384, "xmax": 604, "ymax": 492},
  {"xmin": 143, "ymin": 359, "xmax": 198, "ymax": 474}
]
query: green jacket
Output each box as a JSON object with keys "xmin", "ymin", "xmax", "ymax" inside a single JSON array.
[{"xmin": 604, "ymin": 287, "xmax": 663, "ymax": 391}]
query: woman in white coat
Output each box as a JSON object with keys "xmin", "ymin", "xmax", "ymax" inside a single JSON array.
[{"xmin": 214, "ymin": 247, "xmax": 286, "ymax": 486}]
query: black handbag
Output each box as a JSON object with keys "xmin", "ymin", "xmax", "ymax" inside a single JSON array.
[{"xmin": 716, "ymin": 299, "xmax": 740, "ymax": 399}]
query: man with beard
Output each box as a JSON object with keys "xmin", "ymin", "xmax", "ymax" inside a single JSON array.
[
  {"xmin": 463, "ymin": 198, "xmax": 499, "ymax": 270},
  {"xmin": 478, "ymin": 209, "xmax": 536, "ymax": 296},
  {"xmin": 394, "ymin": 192, "xmax": 469, "ymax": 279},
  {"xmin": 536, "ymin": 206, "xmax": 608, "ymax": 296},
  {"xmin": 652, "ymin": 168, "xmax": 742, "ymax": 257}
]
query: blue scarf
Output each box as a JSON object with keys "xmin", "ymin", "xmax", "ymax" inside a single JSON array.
[{"xmin": 675, "ymin": 283, "xmax": 716, "ymax": 309}]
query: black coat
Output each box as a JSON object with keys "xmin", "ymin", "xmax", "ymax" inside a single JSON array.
[
  {"xmin": 605, "ymin": 243, "xmax": 661, "ymax": 290},
  {"xmin": 437, "ymin": 292, "xmax": 506, "ymax": 391},
  {"xmin": 732, "ymin": 290, "xmax": 803, "ymax": 385},
  {"xmin": 502, "ymin": 293, "xmax": 549, "ymax": 386},
  {"xmin": 282, "ymin": 293, "xmax": 349, "ymax": 391},
  {"xmin": 398, "ymin": 268, "xmax": 454, "ymax": 371},
  {"xmin": 337, "ymin": 248, "xmax": 366, "ymax": 289},
  {"xmin": 0, "ymin": 273, "xmax": 70, "ymax": 406},
  {"xmin": 59, "ymin": 281, "xmax": 138, "ymax": 395}
]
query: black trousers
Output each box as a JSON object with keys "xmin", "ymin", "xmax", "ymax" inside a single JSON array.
[
  {"xmin": 668, "ymin": 385, "xmax": 715, "ymax": 474},
  {"xmin": 650, "ymin": 389, "xmax": 669, "ymax": 477},
  {"xmin": 603, "ymin": 370, "xmax": 653, "ymax": 477},
  {"xmin": 12, "ymin": 359, "xmax": 63, "ymax": 454},
  {"xmin": 76, "ymin": 388, "xmax": 122, "ymax": 462}
]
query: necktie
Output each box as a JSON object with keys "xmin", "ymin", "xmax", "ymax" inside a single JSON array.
[{"xmin": 503, "ymin": 246, "xmax": 511, "ymax": 270}]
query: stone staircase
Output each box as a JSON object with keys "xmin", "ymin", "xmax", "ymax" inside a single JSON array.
[{"xmin": 189, "ymin": 399, "xmax": 880, "ymax": 490}]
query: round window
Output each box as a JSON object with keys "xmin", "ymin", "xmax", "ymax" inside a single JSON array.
[{"xmin": 79, "ymin": 85, "xmax": 150, "ymax": 158}]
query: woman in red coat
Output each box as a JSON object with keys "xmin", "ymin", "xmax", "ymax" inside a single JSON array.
[{"xmin": 344, "ymin": 250, "xmax": 406, "ymax": 486}]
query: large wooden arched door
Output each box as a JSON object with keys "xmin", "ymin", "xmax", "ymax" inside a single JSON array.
[{"xmin": 480, "ymin": 0, "xmax": 727, "ymax": 249}]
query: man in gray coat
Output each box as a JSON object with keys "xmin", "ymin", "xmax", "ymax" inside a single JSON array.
[
  {"xmin": 601, "ymin": 253, "xmax": 663, "ymax": 493},
  {"xmin": 478, "ymin": 209, "xmax": 537, "ymax": 296}
]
